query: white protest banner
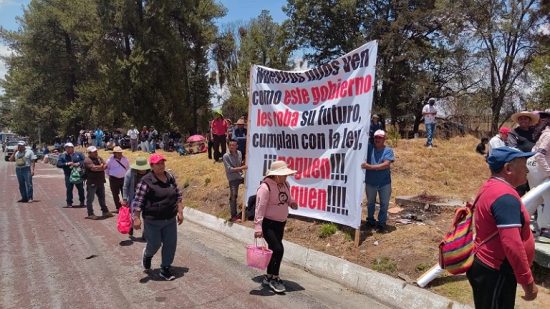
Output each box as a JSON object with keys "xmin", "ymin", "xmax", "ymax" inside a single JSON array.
[{"xmin": 245, "ymin": 41, "xmax": 378, "ymax": 229}]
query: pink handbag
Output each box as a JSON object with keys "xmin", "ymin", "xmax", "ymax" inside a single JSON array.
[
  {"xmin": 246, "ymin": 239, "xmax": 273, "ymax": 270},
  {"xmin": 117, "ymin": 206, "xmax": 132, "ymax": 234}
]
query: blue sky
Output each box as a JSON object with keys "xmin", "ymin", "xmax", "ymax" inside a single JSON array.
[{"xmin": 0, "ymin": 0, "xmax": 288, "ymax": 93}]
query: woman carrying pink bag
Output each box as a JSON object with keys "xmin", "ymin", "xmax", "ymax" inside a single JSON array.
[{"xmin": 254, "ymin": 160, "xmax": 298, "ymax": 293}]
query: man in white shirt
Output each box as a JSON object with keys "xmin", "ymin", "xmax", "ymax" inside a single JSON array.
[
  {"xmin": 127, "ymin": 125, "xmax": 139, "ymax": 152},
  {"xmin": 105, "ymin": 146, "xmax": 130, "ymax": 213},
  {"xmin": 422, "ymin": 98, "xmax": 437, "ymax": 148},
  {"xmin": 10, "ymin": 141, "xmax": 37, "ymax": 203},
  {"xmin": 487, "ymin": 127, "xmax": 510, "ymax": 156}
]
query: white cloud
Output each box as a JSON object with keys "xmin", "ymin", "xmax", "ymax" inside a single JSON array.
[
  {"xmin": 0, "ymin": 44, "xmax": 13, "ymax": 94},
  {"xmin": 0, "ymin": 0, "xmax": 15, "ymax": 7}
]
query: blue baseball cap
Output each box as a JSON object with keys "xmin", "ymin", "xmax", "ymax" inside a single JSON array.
[{"xmin": 487, "ymin": 147, "xmax": 535, "ymax": 172}]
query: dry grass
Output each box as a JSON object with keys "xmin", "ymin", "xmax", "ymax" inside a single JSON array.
[{"xmin": 391, "ymin": 135, "xmax": 489, "ymax": 201}]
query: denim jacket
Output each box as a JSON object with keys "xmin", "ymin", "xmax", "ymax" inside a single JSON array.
[{"xmin": 56, "ymin": 151, "xmax": 85, "ymax": 176}]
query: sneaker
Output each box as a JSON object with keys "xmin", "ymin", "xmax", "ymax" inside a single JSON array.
[
  {"xmin": 376, "ymin": 225, "xmax": 387, "ymax": 233},
  {"xmin": 28, "ymin": 199, "xmax": 33, "ymax": 203},
  {"xmin": 159, "ymin": 267, "xmax": 175, "ymax": 281},
  {"xmin": 85, "ymin": 214, "xmax": 100, "ymax": 220},
  {"xmin": 262, "ymin": 275, "xmax": 272, "ymax": 287},
  {"xmin": 111, "ymin": 209, "xmax": 119, "ymax": 214},
  {"xmin": 102, "ymin": 212, "xmax": 114, "ymax": 218},
  {"xmin": 65, "ymin": 204, "xmax": 73, "ymax": 208},
  {"xmin": 17, "ymin": 199, "xmax": 29, "ymax": 203},
  {"xmin": 269, "ymin": 277, "xmax": 286, "ymax": 293},
  {"xmin": 78, "ymin": 203, "xmax": 86, "ymax": 208},
  {"xmin": 142, "ymin": 248, "xmax": 152, "ymax": 270}
]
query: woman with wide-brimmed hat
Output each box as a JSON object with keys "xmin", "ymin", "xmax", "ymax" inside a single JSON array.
[
  {"xmin": 526, "ymin": 116, "xmax": 550, "ymax": 237},
  {"xmin": 254, "ymin": 160, "xmax": 298, "ymax": 293}
]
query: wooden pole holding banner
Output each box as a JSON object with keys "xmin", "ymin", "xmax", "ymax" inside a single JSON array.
[
  {"xmin": 242, "ymin": 65, "xmax": 255, "ymax": 223},
  {"xmin": 354, "ymin": 228, "xmax": 361, "ymax": 248}
]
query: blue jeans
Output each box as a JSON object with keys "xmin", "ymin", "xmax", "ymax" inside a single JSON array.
[
  {"xmin": 144, "ymin": 218, "xmax": 178, "ymax": 268},
  {"xmin": 64, "ymin": 175, "xmax": 85, "ymax": 206},
  {"xmin": 16, "ymin": 166, "xmax": 33, "ymax": 201},
  {"xmin": 366, "ymin": 183, "xmax": 392, "ymax": 227},
  {"xmin": 229, "ymin": 179, "xmax": 243, "ymax": 218},
  {"xmin": 86, "ymin": 183, "xmax": 109, "ymax": 216},
  {"xmin": 426, "ymin": 123, "xmax": 436, "ymax": 146}
]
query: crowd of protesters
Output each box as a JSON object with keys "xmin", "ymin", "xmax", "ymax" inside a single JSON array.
[{"xmin": 6, "ymin": 104, "xmax": 549, "ymax": 303}]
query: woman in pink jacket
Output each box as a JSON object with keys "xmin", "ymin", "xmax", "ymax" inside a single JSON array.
[
  {"xmin": 254, "ymin": 160, "xmax": 298, "ymax": 293},
  {"xmin": 527, "ymin": 117, "xmax": 550, "ymax": 236}
]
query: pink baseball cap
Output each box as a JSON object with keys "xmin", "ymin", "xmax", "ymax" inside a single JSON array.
[
  {"xmin": 499, "ymin": 127, "xmax": 510, "ymax": 135},
  {"xmin": 374, "ymin": 130, "xmax": 386, "ymax": 137},
  {"xmin": 149, "ymin": 153, "xmax": 167, "ymax": 164}
]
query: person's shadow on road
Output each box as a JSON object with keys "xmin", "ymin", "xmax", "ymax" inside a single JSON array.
[
  {"xmin": 139, "ymin": 266, "xmax": 189, "ymax": 283},
  {"xmin": 119, "ymin": 236, "xmax": 146, "ymax": 247},
  {"xmin": 249, "ymin": 275, "xmax": 305, "ymax": 296},
  {"xmin": 119, "ymin": 240, "xmax": 133, "ymax": 246}
]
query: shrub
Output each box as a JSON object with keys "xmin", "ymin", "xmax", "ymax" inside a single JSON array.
[
  {"xmin": 204, "ymin": 177, "xmax": 211, "ymax": 186},
  {"xmin": 319, "ymin": 223, "xmax": 337, "ymax": 238}
]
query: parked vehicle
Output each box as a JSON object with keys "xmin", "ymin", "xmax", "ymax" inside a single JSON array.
[{"xmin": 4, "ymin": 140, "xmax": 18, "ymax": 161}]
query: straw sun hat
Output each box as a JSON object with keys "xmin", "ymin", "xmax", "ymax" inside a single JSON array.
[
  {"xmin": 511, "ymin": 111, "xmax": 539, "ymax": 124},
  {"xmin": 265, "ymin": 161, "xmax": 297, "ymax": 177}
]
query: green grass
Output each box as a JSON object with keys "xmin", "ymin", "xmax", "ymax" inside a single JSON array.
[
  {"xmin": 371, "ymin": 257, "xmax": 397, "ymax": 273},
  {"xmin": 319, "ymin": 223, "xmax": 337, "ymax": 238}
]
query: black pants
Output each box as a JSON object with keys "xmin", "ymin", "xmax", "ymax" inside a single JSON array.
[
  {"xmin": 466, "ymin": 257, "xmax": 517, "ymax": 309},
  {"xmin": 207, "ymin": 141, "xmax": 213, "ymax": 159},
  {"xmin": 212, "ymin": 134, "xmax": 226, "ymax": 161},
  {"xmin": 109, "ymin": 176, "xmax": 124, "ymax": 210},
  {"xmin": 263, "ymin": 218, "xmax": 286, "ymax": 276}
]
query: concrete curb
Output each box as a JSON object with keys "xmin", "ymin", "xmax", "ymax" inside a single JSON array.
[{"xmin": 183, "ymin": 207, "xmax": 472, "ymax": 309}]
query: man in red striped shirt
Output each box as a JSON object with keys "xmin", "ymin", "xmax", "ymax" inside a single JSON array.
[{"xmin": 468, "ymin": 147, "xmax": 538, "ymax": 308}]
